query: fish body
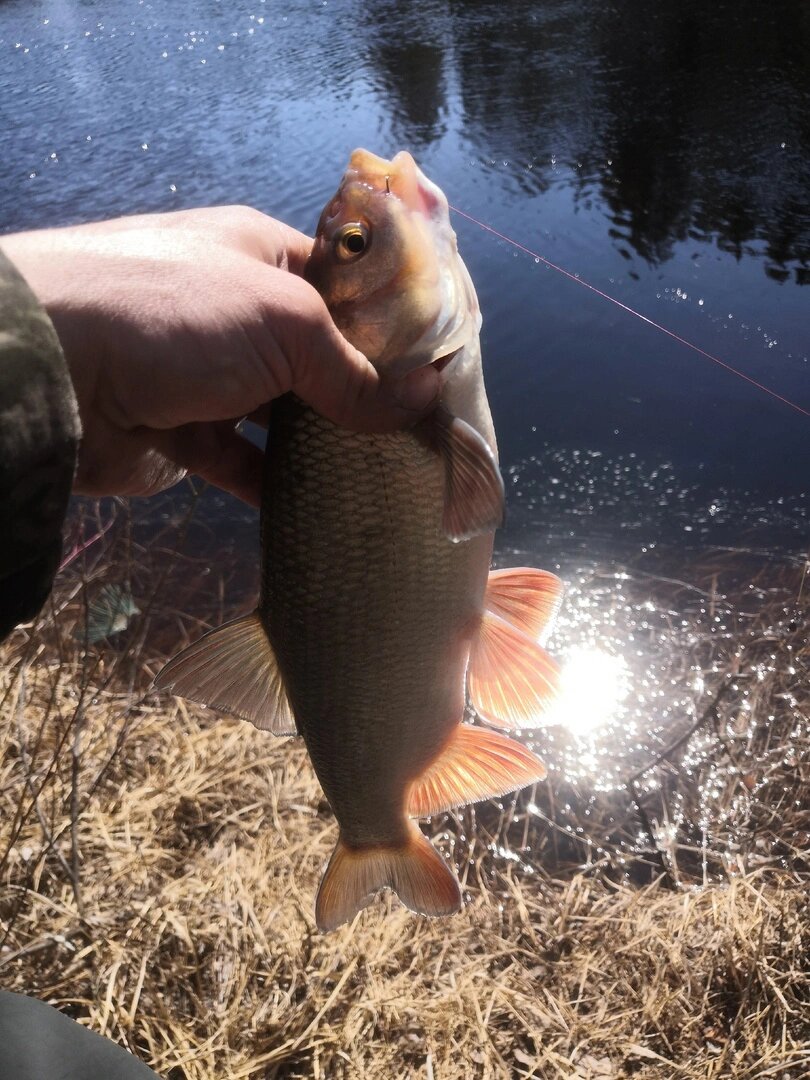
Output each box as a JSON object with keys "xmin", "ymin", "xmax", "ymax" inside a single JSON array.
[
  {"xmin": 157, "ymin": 151, "xmax": 562, "ymax": 930},
  {"xmin": 262, "ymin": 391, "xmax": 492, "ymax": 846}
]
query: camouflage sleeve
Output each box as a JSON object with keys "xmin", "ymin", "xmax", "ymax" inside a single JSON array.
[{"xmin": 0, "ymin": 246, "xmax": 81, "ymax": 642}]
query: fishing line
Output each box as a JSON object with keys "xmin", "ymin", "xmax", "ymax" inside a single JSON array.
[{"xmin": 449, "ymin": 204, "xmax": 810, "ymax": 420}]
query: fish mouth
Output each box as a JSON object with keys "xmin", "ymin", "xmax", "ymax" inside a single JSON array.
[{"xmin": 345, "ymin": 148, "xmax": 446, "ymax": 220}]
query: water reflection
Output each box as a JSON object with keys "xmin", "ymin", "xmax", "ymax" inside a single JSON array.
[
  {"xmin": 379, "ymin": 0, "xmax": 810, "ymax": 276},
  {"xmin": 0, "ymin": 1, "xmax": 807, "ymax": 486},
  {"xmin": 362, "ymin": 1, "xmax": 450, "ymax": 149},
  {"xmin": 6, "ymin": 1, "xmax": 808, "ymax": 275}
]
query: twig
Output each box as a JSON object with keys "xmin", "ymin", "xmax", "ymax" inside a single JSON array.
[{"xmin": 627, "ymin": 675, "xmax": 734, "ymax": 786}]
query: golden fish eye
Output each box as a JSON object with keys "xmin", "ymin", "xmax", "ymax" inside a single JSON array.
[{"xmin": 334, "ymin": 223, "xmax": 370, "ymax": 261}]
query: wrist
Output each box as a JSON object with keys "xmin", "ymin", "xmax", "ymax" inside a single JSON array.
[{"xmin": 0, "ymin": 231, "xmax": 99, "ymax": 430}]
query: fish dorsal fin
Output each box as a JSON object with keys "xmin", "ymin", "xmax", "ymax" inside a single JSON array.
[
  {"xmin": 154, "ymin": 612, "xmax": 296, "ymax": 736},
  {"xmin": 428, "ymin": 405, "xmax": 504, "ymax": 542},
  {"xmin": 468, "ymin": 611, "xmax": 560, "ymax": 730},
  {"xmin": 315, "ymin": 823, "xmax": 461, "ymax": 932},
  {"xmin": 485, "ymin": 568, "xmax": 564, "ymax": 643},
  {"xmin": 408, "ymin": 724, "xmax": 547, "ymax": 818}
]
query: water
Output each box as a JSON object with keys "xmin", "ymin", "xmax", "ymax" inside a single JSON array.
[
  {"xmin": 2, "ymin": 2, "xmax": 808, "ymax": 856},
  {"xmin": 1, "ymin": 0, "xmax": 807, "ymax": 495}
]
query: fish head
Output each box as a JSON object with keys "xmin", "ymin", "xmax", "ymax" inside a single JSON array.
[{"xmin": 306, "ymin": 149, "xmax": 481, "ymax": 381}]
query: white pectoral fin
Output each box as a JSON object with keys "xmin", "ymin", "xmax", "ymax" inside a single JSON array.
[
  {"xmin": 427, "ymin": 405, "xmax": 505, "ymax": 542},
  {"xmin": 153, "ymin": 611, "xmax": 297, "ymax": 735}
]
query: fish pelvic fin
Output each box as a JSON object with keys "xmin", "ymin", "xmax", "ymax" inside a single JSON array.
[
  {"xmin": 153, "ymin": 611, "xmax": 296, "ymax": 736},
  {"xmin": 485, "ymin": 567, "xmax": 564, "ymax": 643},
  {"xmin": 315, "ymin": 824, "xmax": 462, "ymax": 932},
  {"xmin": 407, "ymin": 724, "xmax": 547, "ymax": 818},
  {"xmin": 423, "ymin": 405, "xmax": 505, "ymax": 542},
  {"xmin": 468, "ymin": 610, "xmax": 560, "ymax": 730}
]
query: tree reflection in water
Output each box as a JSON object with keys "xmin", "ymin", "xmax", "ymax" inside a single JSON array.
[{"xmin": 364, "ymin": 0, "xmax": 810, "ymax": 279}]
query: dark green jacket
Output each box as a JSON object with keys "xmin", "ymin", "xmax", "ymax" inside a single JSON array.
[
  {"xmin": 0, "ymin": 247, "xmax": 80, "ymax": 640},
  {"xmin": 0, "ymin": 252, "xmax": 162, "ymax": 1078},
  {"xmin": 0, "ymin": 992, "xmax": 160, "ymax": 1080}
]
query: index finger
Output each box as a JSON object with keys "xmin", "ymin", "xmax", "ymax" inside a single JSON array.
[{"xmin": 255, "ymin": 215, "xmax": 315, "ymax": 276}]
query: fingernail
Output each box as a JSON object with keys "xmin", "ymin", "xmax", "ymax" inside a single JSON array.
[{"xmin": 392, "ymin": 366, "xmax": 441, "ymax": 413}]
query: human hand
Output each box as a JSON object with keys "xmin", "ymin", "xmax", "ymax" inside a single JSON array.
[{"xmin": 0, "ymin": 207, "xmax": 440, "ymax": 507}]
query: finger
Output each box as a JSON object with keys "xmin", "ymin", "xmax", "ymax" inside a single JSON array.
[
  {"xmin": 165, "ymin": 422, "xmax": 265, "ymax": 509},
  {"xmin": 170, "ymin": 206, "xmax": 316, "ymax": 275},
  {"xmin": 253, "ymin": 216, "xmax": 314, "ymax": 275}
]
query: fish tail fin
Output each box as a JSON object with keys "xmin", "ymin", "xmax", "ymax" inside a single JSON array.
[{"xmin": 315, "ymin": 824, "xmax": 461, "ymax": 932}]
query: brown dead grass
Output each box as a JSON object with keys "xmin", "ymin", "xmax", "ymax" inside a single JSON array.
[{"xmin": 1, "ymin": 504, "xmax": 808, "ymax": 1079}]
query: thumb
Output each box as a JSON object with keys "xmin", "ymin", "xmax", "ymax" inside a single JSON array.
[{"xmin": 265, "ymin": 273, "xmax": 441, "ymax": 433}]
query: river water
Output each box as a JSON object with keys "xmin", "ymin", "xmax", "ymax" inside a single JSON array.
[
  {"xmin": 1, "ymin": 2, "xmax": 808, "ymax": 833},
  {"xmin": 1, "ymin": 0, "xmax": 807, "ymax": 501}
]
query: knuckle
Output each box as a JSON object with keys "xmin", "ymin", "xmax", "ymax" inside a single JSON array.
[{"xmin": 219, "ymin": 203, "xmax": 262, "ymax": 226}]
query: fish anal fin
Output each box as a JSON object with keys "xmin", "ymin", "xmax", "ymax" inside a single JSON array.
[
  {"xmin": 468, "ymin": 611, "xmax": 560, "ymax": 730},
  {"xmin": 486, "ymin": 567, "xmax": 564, "ymax": 642},
  {"xmin": 408, "ymin": 724, "xmax": 547, "ymax": 817},
  {"xmin": 315, "ymin": 824, "xmax": 461, "ymax": 932},
  {"xmin": 154, "ymin": 612, "xmax": 296, "ymax": 736},
  {"xmin": 425, "ymin": 405, "xmax": 504, "ymax": 542}
]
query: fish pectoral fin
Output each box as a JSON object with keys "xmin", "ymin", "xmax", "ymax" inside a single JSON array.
[
  {"xmin": 153, "ymin": 611, "xmax": 296, "ymax": 736},
  {"xmin": 315, "ymin": 824, "xmax": 461, "ymax": 932},
  {"xmin": 468, "ymin": 611, "xmax": 560, "ymax": 730},
  {"xmin": 425, "ymin": 404, "xmax": 504, "ymax": 542},
  {"xmin": 408, "ymin": 725, "xmax": 547, "ymax": 817},
  {"xmin": 485, "ymin": 567, "xmax": 564, "ymax": 643}
]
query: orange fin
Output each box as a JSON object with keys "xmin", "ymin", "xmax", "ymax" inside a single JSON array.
[
  {"xmin": 408, "ymin": 724, "xmax": 547, "ymax": 817},
  {"xmin": 427, "ymin": 405, "xmax": 504, "ymax": 542},
  {"xmin": 154, "ymin": 612, "xmax": 296, "ymax": 736},
  {"xmin": 486, "ymin": 567, "xmax": 564, "ymax": 643},
  {"xmin": 468, "ymin": 611, "xmax": 560, "ymax": 730},
  {"xmin": 315, "ymin": 823, "xmax": 461, "ymax": 932}
]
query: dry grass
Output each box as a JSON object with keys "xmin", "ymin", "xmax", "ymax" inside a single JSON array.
[{"xmin": 1, "ymin": 499, "xmax": 808, "ymax": 1078}]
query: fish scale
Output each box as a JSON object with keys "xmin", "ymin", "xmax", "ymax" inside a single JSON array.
[{"xmin": 261, "ymin": 394, "xmax": 492, "ymax": 842}]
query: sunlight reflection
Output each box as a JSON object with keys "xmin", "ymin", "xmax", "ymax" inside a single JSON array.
[{"xmin": 545, "ymin": 646, "xmax": 631, "ymax": 737}]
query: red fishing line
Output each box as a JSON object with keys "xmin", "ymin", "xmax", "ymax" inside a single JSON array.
[{"xmin": 450, "ymin": 204, "xmax": 810, "ymax": 420}]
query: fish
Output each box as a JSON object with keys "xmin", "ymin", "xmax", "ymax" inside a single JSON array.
[{"xmin": 155, "ymin": 150, "xmax": 563, "ymax": 931}]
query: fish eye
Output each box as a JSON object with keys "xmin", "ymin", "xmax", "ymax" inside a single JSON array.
[{"xmin": 334, "ymin": 223, "xmax": 370, "ymax": 261}]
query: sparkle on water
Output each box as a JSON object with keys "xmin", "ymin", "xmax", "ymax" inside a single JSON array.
[
  {"xmin": 542, "ymin": 645, "xmax": 631, "ymax": 738},
  {"xmin": 428, "ymin": 442, "xmax": 810, "ymax": 889}
]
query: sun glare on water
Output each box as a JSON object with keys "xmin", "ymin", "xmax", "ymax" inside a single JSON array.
[{"xmin": 544, "ymin": 646, "xmax": 631, "ymax": 737}]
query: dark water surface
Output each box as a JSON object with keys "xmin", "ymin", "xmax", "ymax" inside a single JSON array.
[
  {"xmin": 2, "ymin": 0, "xmax": 807, "ymax": 504},
  {"xmin": 2, "ymin": 3, "xmax": 809, "ymax": 568}
]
